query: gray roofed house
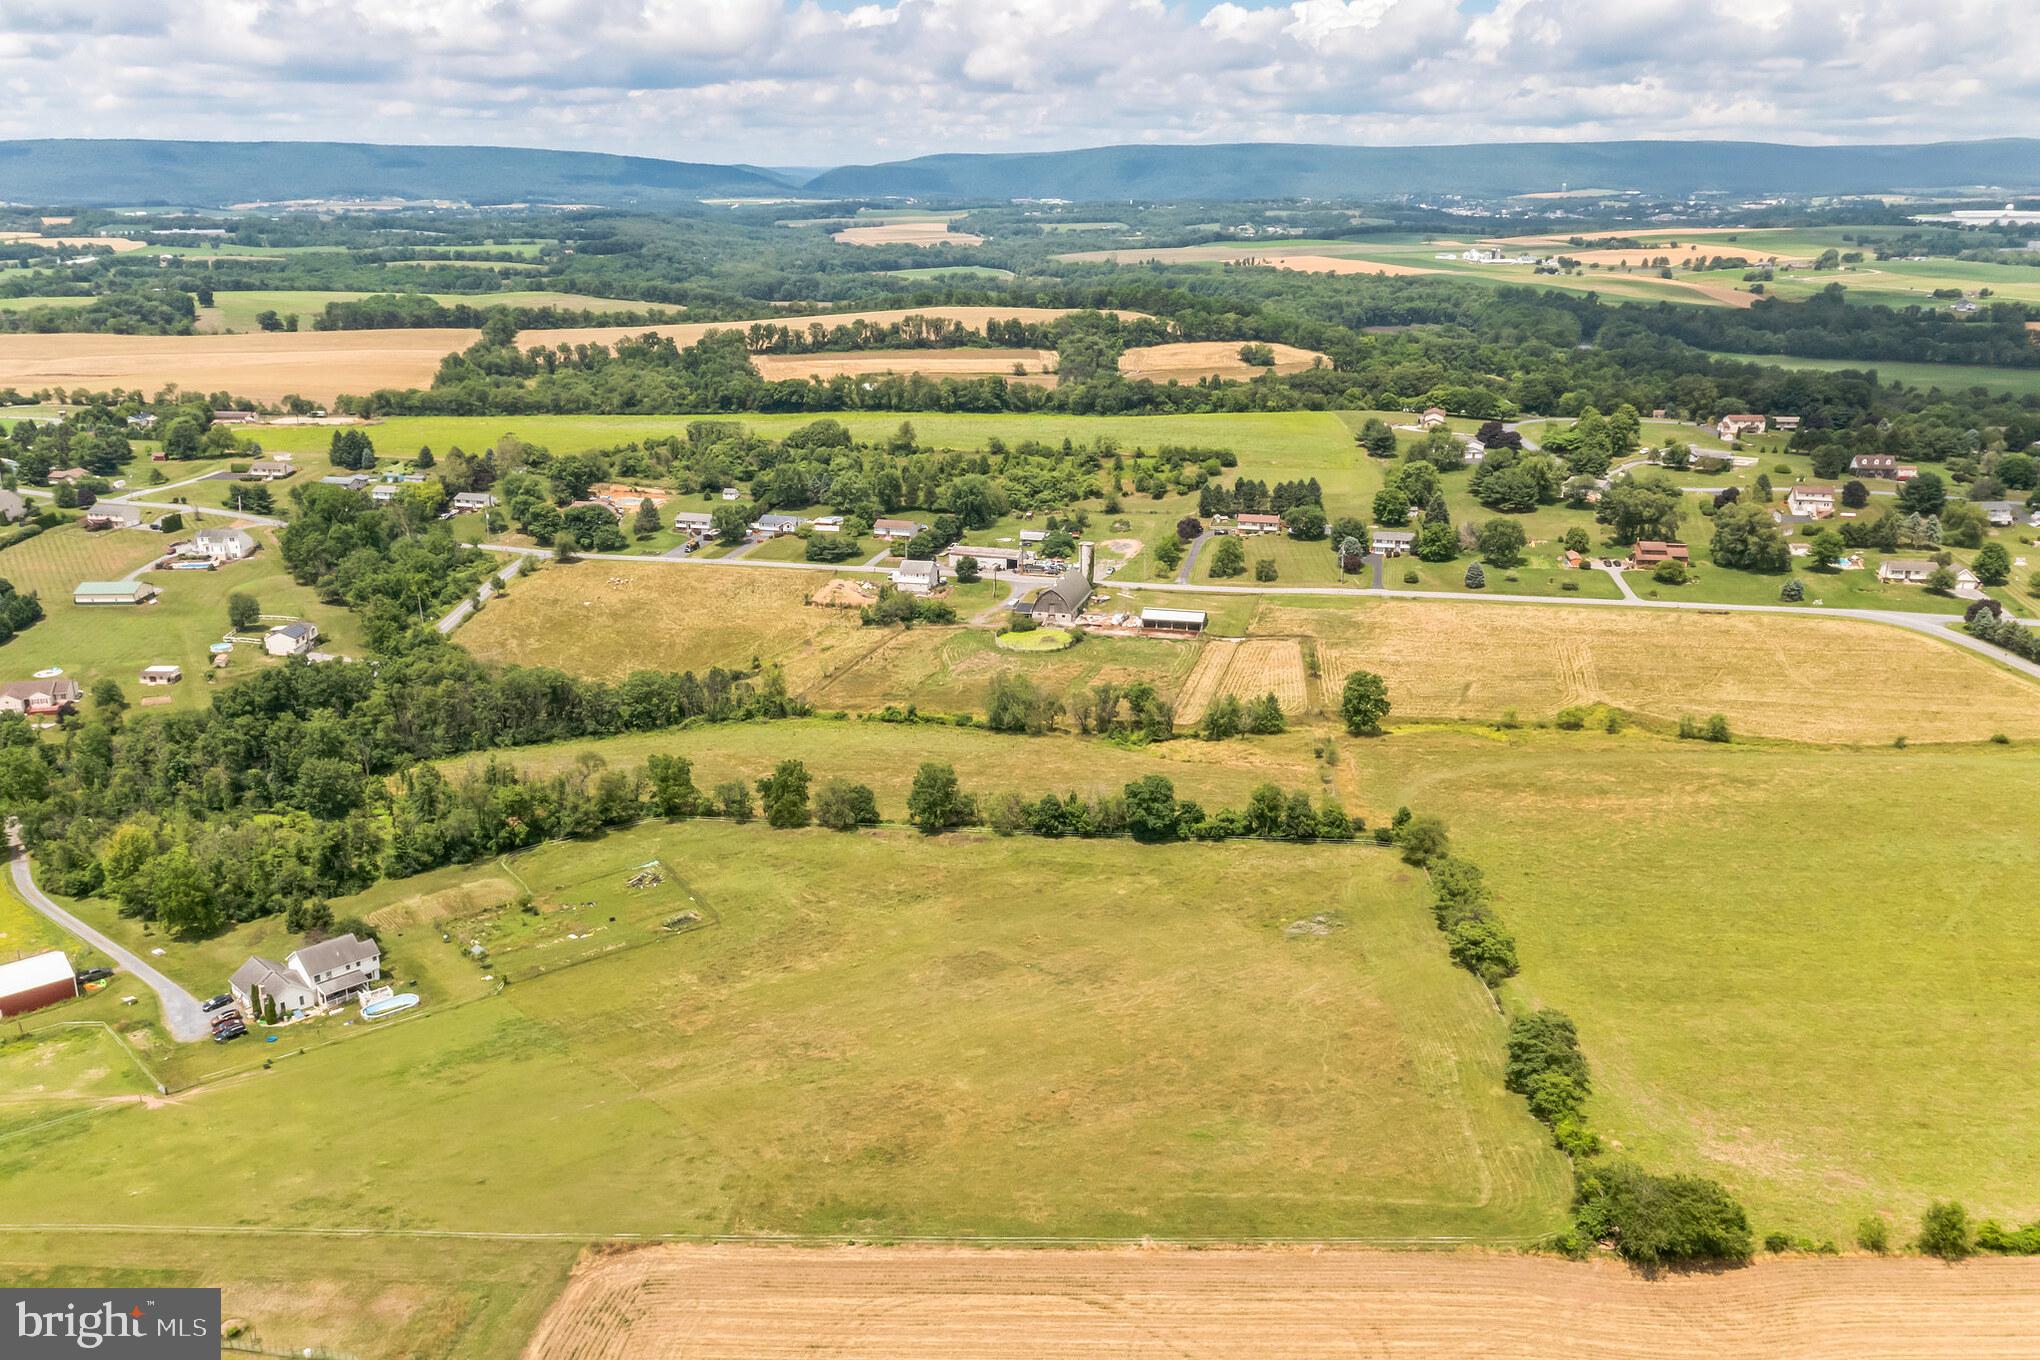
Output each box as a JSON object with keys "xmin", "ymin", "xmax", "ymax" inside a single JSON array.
[
  {"xmin": 229, "ymin": 957, "xmax": 315, "ymax": 1018},
  {"xmin": 265, "ymin": 621, "xmax": 317, "ymax": 656},
  {"xmin": 230, "ymin": 931, "xmax": 383, "ymax": 1017},
  {"xmin": 1982, "ymin": 500, "xmax": 2017, "ymax": 526},
  {"xmin": 247, "ymin": 459, "xmax": 296, "ymax": 480},
  {"xmin": 0, "ymin": 679, "xmax": 82, "ymax": 715},
  {"xmin": 1025, "ymin": 565, "xmax": 1093, "ymax": 626},
  {"xmin": 451, "ymin": 491, "xmax": 497, "ymax": 512},
  {"xmin": 672, "ymin": 510, "xmax": 714, "ymax": 535},
  {"xmin": 320, "ymin": 474, "xmax": 371, "ymax": 491},
  {"xmin": 0, "ymin": 489, "xmax": 26, "ymax": 522},
  {"xmin": 751, "ymin": 513, "xmax": 802, "ymax": 536}
]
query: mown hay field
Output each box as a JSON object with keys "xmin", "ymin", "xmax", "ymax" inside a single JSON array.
[
  {"xmin": 832, "ymin": 222, "xmax": 985, "ymax": 246},
  {"xmin": 526, "ymin": 1244, "xmax": 2040, "ymax": 1360},
  {"xmin": 1175, "ymin": 637, "xmax": 1311, "ymax": 721},
  {"xmin": 752, "ymin": 348, "xmax": 1055, "ymax": 381},
  {"xmin": 1269, "ymin": 598, "xmax": 2040, "ymax": 743},
  {"xmin": 1120, "ymin": 341, "xmax": 1325, "ymax": 382},
  {"xmin": 458, "ymin": 562, "xmax": 891, "ymax": 695},
  {"xmin": 435, "ymin": 715, "xmax": 1320, "ymax": 811}
]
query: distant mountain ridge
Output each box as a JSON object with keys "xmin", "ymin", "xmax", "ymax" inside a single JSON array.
[
  {"xmin": 0, "ymin": 140, "xmax": 791, "ymax": 208},
  {"xmin": 806, "ymin": 140, "xmax": 2040, "ymax": 201},
  {"xmin": 5, "ymin": 137, "xmax": 2040, "ymax": 208}
]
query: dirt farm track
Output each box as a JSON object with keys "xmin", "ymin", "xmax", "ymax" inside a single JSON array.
[{"xmin": 524, "ymin": 1245, "xmax": 2040, "ymax": 1359}]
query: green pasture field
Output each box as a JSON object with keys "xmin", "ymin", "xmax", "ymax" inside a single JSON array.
[
  {"xmin": 0, "ymin": 1232, "xmax": 576, "ymax": 1360},
  {"xmin": 887, "ymin": 265, "xmax": 1016, "ymax": 280},
  {"xmin": 1706, "ymin": 351, "xmax": 2040, "ymax": 399},
  {"xmin": 0, "ymin": 295, "xmax": 91, "ymax": 312},
  {"xmin": 0, "ymin": 820, "xmax": 1572, "ymax": 1247},
  {"xmin": 0, "ymin": 522, "xmax": 365, "ymax": 708},
  {"xmin": 1343, "ymin": 729, "xmax": 2040, "ymax": 1242}
]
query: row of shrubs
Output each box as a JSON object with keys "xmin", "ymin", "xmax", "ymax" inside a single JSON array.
[{"xmin": 1412, "ymin": 817, "xmax": 1758, "ymax": 1266}]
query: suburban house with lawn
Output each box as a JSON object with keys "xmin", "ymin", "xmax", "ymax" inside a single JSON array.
[
  {"xmin": 0, "ymin": 950, "xmax": 78, "ymax": 1020},
  {"xmin": 1235, "ymin": 512, "xmax": 1283, "ymax": 535},
  {"xmin": 872, "ymin": 518, "xmax": 924, "ymax": 541},
  {"xmin": 1770, "ymin": 415, "xmax": 1801, "ymax": 431},
  {"xmin": 809, "ymin": 515, "xmax": 845, "ymax": 534},
  {"xmin": 1877, "ymin": 559, "xmax": 1980, "ymax": 587},
  {"xmin": 46, "ymin": 467, "xmax": 91, "ymax": 485},
  {"xmin": 73, "ymin": 580, "xmax": 157, "ymax": 606},
  {"xmin": 1785, "ymin": 485, "xmax": 1838, "ymax": 519},
  {"xmin": 321, "ymin": 474, "xmax": 371, "ymax": 491},
  {"xmin": 230, "ymin": 933, "xmax": 383, "ymax": 1019},
  {"xmin": 82, "ymin": 505, "xmax": 144, "ymax": 531},
  {"xmin": 1371, "ymin": 527, "xmax": 1416, "ymax": 556},
  {"xmin": 450, "ymin": 492, "xmax": 497, "ymax": 513},
  {"xmin": 247, "ymin": 458, "xmax": 296, "ymax": 481},
  {"xmin": 1419, "ymin": 407, "xmax": 1448, "ymax": 429},
  {"xmin": 191, "ymin": 527, "xmax": 257, "ymax": 562},
  {"xmin": 751, "ymin": 513, "xmax": 803, "ymax": 537},
  {"xmin": 1849, "ymin": 454, "xmax": 1898, "ymax": 478},
  {"xmin": 1629, "ymin": 540, "xmax": 1691, "ymax": 570},
  {"xmin": 1461, "ymin": 438, "xmax": 1486, "ymax": 463},
  {"xmin": 1025, "ymin": 565, "xmax": 1093, "ymax": 626},
  {"xmin": 0, "ymin": 678, "xmax": 81, "ymax": 715},
  {"xmin": 265, "ymin": 621, "xmax": 318, "ymax": 656},
  {"xmin": 1983, "ymin": 500, "xmax": 2017, "ymax": 527},
  {"xmin": 890, "ymin": 559, "xmax": 943, "ymax": 594},
  {"xmin": 672, "ymin": 510, "xmax": 714, "ymax": 538},
  {"xmin": 1716, "ymin": 414, "xmax": 1767, "ymax": 440}
]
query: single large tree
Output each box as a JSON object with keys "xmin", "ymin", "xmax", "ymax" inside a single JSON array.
[{"xmin": 1340, "ymin": 670, "xmax": 1390, "ymax": 735}]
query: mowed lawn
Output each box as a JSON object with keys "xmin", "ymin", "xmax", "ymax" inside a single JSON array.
[
  {"xmin": 0, "ymin": 821, "xmax": 1572, "ymax": 1244},
  {"xmin": 0, "ymin": 522, "xmax": 364, "ymax": 707},
  {"xmin": 1344, "ymin": 729, "xmax": 2040, "ymax": 1241}
]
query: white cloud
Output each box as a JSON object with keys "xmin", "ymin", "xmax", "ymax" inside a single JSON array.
[{"xmin": 0, "ymin": 0, "xmax": 2032, "ymax": 164}]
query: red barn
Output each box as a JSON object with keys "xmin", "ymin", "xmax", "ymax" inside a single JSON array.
[{"xmin": 0, "ymin": 950, "xmax": 78, "ymax": 1019}]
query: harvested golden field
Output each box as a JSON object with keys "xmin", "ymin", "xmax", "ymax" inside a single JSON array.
[
  {"xmin": 833, "ymin": 222, "xmax": 985, "ymax": 246},
  {"xmin": 1266, "ymin": 599, "xmax": 2040, "ymax": 743},
  {"xmin": 1059, "ymin": 243, "xmax": 1434, "ymax": 275},
  {"xmin": 0, "ymin": 308, "xmax": 1135, "ymax": 402},
  {"xmin": 0, "ymin": 328, "xmax": 474, "ymax": 403},
  {"xmin": 1120, "ymin": 341, "xmax": 1325, "ymax": 382},
  {"xmin": 1539, "ymin": 247, "xmax": 1809, "ymax": 268},
  {"xmin": 1496, "ymin": 228, "xmax": 1782, "ymax": 246},
  {"xmin": 1247, "ymin": 252, "xmax": 1438, "ymax": 276},
  {"xmin": 459, "ymin": 561, "xmax": 890, "ymax": 693},
  {"xmin": 753, "ymin": 348, "xmax": 1055, "ymax": 381},
  {"xmin": 525, "ymin": 1244, "xmax": 2040, "ymax": 1360},
  {"xmin": 1176, "ymin": 637, "xmax": 1311, "ymax": 721}
]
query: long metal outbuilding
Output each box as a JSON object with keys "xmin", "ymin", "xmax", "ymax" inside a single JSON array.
[
  {"xmin": 1139, "ymin": 607, "xmax": 1208, "ymax": 633},
  {"xmin": 0, "ymin": 949, "xmax": 78, "ymax": 1019}
]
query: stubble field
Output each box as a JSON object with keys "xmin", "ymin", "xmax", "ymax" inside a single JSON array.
[{"xmin": 526, "ymin": 1244, "xmax": 2040, "ymax": 1360}]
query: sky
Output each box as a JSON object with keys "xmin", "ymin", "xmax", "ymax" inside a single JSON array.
[{"xmin": 1, "ymin": 0, "xmax": 2033, "ymax": 167}]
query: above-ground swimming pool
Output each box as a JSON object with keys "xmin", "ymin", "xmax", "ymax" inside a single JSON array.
[{"xmin": 360, "ymin": 992, "xmax": 419, "ymax": 1019}]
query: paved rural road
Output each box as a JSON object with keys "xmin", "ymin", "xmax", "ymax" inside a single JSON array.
[
  {"xmin": 1175, "ymin": 530, "xmax": 1212, "ymax": 583},
  {"xmin": 7, "ymin": 832, "xmax": 210, "ymax": 1042},
  {"xmin": 436, "ymin": 553, "xmax": 527, "ymax": 635},
  {"xmin": 19, "ymin": 486, "xmax": 286, "ymax": 528}
]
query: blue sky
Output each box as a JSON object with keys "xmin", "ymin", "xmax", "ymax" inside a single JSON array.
[{"xmin": 0, "ymin": 1, "xmax": 2028, "ymax": 164}]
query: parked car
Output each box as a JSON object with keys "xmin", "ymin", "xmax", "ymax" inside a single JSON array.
[
  {"xmin": 75, "ymin": 967, "xmax": 113, "ymax": 983},
  {"xmin": 209, "ymin": 1011, "xmax": 241, "ymax": 1030},
  {"xmin": 201, "ymin": 993, "xmax": 233, "ymax": 1011},
  {"xmin": 212, "ymin": 1024, "xmax": 246, "ymax": 1043}
]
